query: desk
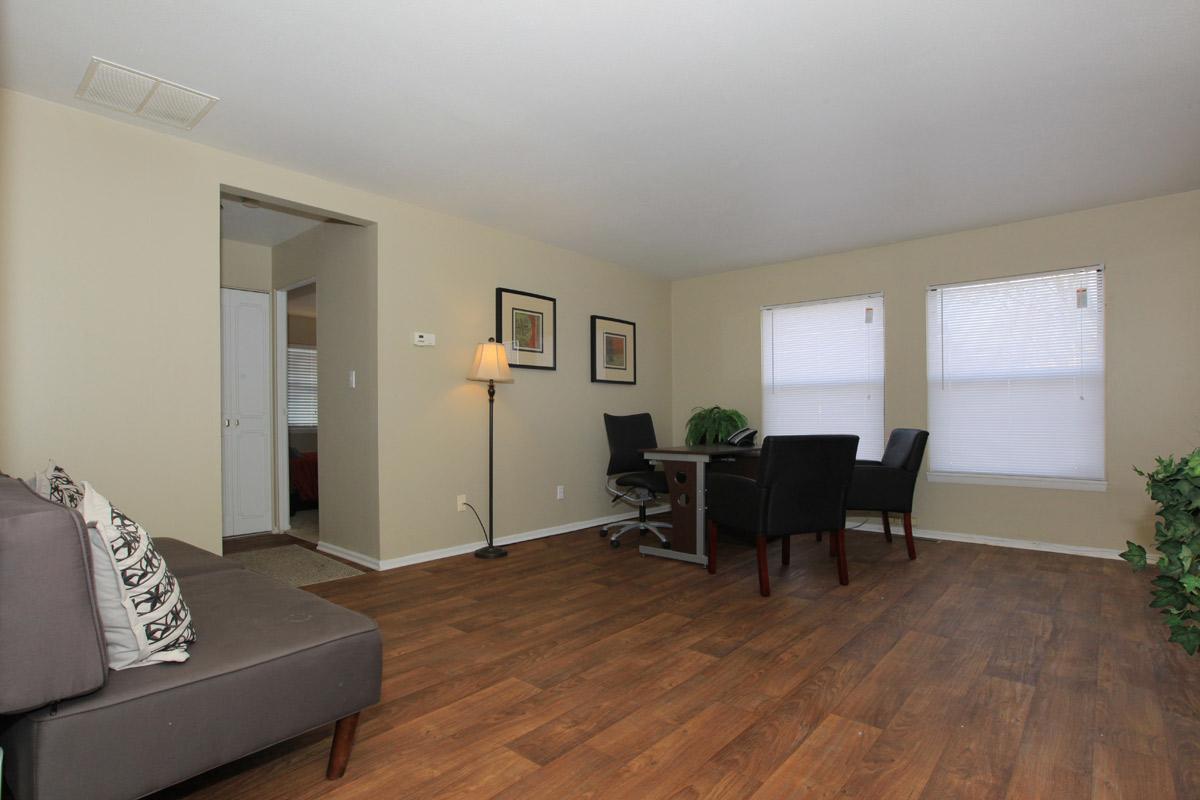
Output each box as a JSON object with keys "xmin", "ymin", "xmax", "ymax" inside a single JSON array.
[{"xmin": 638, "ymin": 444, "xmax": 760, "ymax": 566}]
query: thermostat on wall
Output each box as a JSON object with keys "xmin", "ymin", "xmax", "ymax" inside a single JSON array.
[{"xmin": 413, "ymin": 332, "xmax": 436, "ymax": 347}]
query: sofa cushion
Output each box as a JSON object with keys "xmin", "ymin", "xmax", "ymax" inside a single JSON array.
[
  {"xmin": 81, "ymin": 483, "xmax": 196, "ymax": 669},
  {"xmin": 0, "ymin": 567, "xmax": 382, "ymax": 800},
  {"xmin": 0, "ymin": 476, "xmax": 107, "ymax": 714},
  {"xmin": 154, "ymin": 537, "xmax": 245, "ymax": 579}
]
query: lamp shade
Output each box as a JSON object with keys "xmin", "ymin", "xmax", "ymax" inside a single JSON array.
[{"xmin": 467, "ymin": 340, "xmax": 514, "ymax": 383}]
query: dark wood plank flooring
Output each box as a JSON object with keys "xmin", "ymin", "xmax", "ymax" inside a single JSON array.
[{"xmin": 154, "ymin": 522, "xmax": 1197, "ymax": 799}]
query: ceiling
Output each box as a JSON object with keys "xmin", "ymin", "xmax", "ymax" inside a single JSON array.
[
  {"xmin": 220, "ymin": 199, "xmax": 324, "ymax": 247},
  {"xmin": 2, "ymin": 2, "xmax": 1198, "ymax": 278}
]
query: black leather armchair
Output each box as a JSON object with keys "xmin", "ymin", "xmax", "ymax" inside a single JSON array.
[
  {"xmin": 844, "ymin": 428, "xmax": 929, "ymax": 560},
  {"xmin": 706, "ymin": 435, "xmax": 858, "ymax": 596}
]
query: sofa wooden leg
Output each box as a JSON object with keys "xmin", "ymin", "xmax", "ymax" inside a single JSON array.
[
  {"xmin": 782, "ymin": 534, "xmax": 791, "ymax": 565},
  {"xmin": 327, "ymin": 712, "xmax": 361, "ymax": 779},
  {"xmin": 882, "ymin": 512, "xmax": 893, "ymax": 543},
  {"xmin": 835, "ymin": 529, "xmax": 849, "ymax": 585},
  {"xmin": 904, "ymin": 513, "xmax": 917, "ymax": 560},
  {"xmin": 707, "ymin": 520, "xmax": 718, "ymax": 574},
  {"xmin": 756, "ymin": 536, "xmax": 771, "ymax": 597}
]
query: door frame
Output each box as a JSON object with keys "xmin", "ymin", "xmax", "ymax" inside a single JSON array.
[{"xmin": 274, "ymin": 278, "xmax": 317, "ymax": 533}]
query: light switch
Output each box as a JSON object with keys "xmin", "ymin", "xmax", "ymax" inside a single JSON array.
[{"xmin": 413, "ymin": 332, "xmax": 436, "ymax": 346}]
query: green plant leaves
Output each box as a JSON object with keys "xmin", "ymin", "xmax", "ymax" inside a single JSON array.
[
  {"xmin": 1125, "ymin": 446, "xmax": 1200, "ymax": 655},
  {"xmin": 684, "ymin": 406, "xmax": 748, "ymax": 446},
  {"xmin": 1121, "ymin": 541, "xmax": 1148, "ymax": 570}
]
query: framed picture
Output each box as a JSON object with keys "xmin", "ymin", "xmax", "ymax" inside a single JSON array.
[
  {"xmin": 496, "ymin": 288, "xmax": 556, "ymax": 370},
  {"xmin": 591, "ymin": 315, "xmax": 636, "ymax": 384}
]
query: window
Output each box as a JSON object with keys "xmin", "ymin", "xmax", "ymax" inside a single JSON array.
[
  {"xmin": 926, "ymin": 266, "xmax": 1105, "ymax": 488},
  {"xmin": 286, "ymin": 346, "xmax": 318, "ymax": 427},
  {"xmin": 761, "ymin": 293, "xmax": 885, "ymax": 459}
]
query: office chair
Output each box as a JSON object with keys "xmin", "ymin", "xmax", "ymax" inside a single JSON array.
[
  {"xmin": 600, "ymin": 413, "xmax": 671, "ymax": 549},
  {"xmin": 706, "ymin": 435, "xmax": 858, "ymax": 595},
  {"xmin": 844, "ymin": 428, "xmax": 929, "ymax": 560}
]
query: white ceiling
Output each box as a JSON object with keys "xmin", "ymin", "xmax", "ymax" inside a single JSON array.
[
  {"xmin": 220, "ymin": 200, "xmax": 323, "ymax": 247},
  {"xmin": 2, "ymin": 2, "xmax": 1198, "ymax": 278}
]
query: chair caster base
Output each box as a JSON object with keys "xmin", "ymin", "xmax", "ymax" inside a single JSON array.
[{"xmin": 610, "ymin": 538, "xmax": 620, "ymax": 549}]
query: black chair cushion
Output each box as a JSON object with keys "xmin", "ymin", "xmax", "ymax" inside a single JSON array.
[
  {"xmin": 845, "ymin": 465, "xmax": 917, "ymax": 512},
  {"xmin": 604, "ymin": 413, "xmax": 659, "ymax": 475},
  {"xmin": 847, "ymin": 429, "xmax": 928, "ymax": 513},
  {"xmin": 615, "ymin": 471, "xmax": 668, "ymax": 494},
  {"xmin": 707, "ymin": 435, "xmax": 859, "ymax": 539}
]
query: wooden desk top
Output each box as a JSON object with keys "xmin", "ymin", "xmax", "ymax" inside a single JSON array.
[{"xmin": 641, "ymin": 444, "xmax": 761, "ymax": 459}]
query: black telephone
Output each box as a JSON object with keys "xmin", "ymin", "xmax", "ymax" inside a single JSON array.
[{"xmin": 725, "ymin": 427, "xmax": 758, "ymax": 447}]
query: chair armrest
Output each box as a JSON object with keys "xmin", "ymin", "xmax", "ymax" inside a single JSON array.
[
  {"xmin": 854, "ymin": 459, "xmax": 883, "ymax": 466},
  {"xmin": 706, "ymin": 473, "xmax": 764, "ymax": 532},
  {"xmin": 846, "ymin": 464, "xmax": 917, "ymax": 512}
]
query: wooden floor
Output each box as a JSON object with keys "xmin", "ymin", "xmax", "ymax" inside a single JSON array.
[{"xmin": 154, "ymin": 522, "xmax": 1199, "ymax": 800}]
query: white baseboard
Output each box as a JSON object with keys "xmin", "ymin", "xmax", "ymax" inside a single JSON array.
[
  {"xmin": 319, "ymin": 508, "xmax": 1138, "ymax": 571},
  {"xmin": 847, "ymin": 517, "xmax": 1133, "ymax": 561},
  {"xmin": 317, "ymin": 505, "xmax": 669, "ymax": 572}
]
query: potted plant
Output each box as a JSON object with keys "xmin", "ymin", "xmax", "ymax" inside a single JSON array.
[
  {"xmin": 684, "ymin": 406, "xmax": 749, "ymax": 446},
  {"xmin": 1121, "ymin": 446, "xmax": 1200, "ymax": 654}
]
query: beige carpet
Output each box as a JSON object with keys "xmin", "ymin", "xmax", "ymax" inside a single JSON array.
[{"xmin": 227, "ymin": 545, "xmax": 363, "ymax": 587}]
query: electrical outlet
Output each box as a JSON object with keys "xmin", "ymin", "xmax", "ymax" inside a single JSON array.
[
  {"xmin": 556, "ymin": 485, "xmax": 565, "ymax": 500},
  {"xmin": 456, "ymin": 494, "xmax": 467, "ymax": 512}
]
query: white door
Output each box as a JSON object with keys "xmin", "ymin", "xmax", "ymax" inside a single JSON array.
[{"xmin": 221, "ymin": 289, "xmax": 273, "ymax": 536}]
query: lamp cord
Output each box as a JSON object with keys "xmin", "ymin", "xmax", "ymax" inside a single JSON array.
[{"xmin": 462, "ymin": 502, "xmax": 489, "ymax": 544}]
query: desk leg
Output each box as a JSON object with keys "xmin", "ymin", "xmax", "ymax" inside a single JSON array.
[{"xmin": 638, "ymin": 459, "xmax": 708, "ymax": 566}]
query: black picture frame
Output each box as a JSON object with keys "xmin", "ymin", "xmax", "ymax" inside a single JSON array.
[
  {"xmin": 590, "ymin": 315, "xmax": 637, "ymax": 385},
  {"xmin": 496, "ymin": 288, "xmax": 557, "ymax": 370}
]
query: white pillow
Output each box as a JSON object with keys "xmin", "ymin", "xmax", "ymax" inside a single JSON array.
[
  {"xmin": 81, "ymin": 483, "xmax": 196, "ymax": 669},
  {"xmin": 33, "ymin": 460, "xmax": 84, "ymax": 508}
]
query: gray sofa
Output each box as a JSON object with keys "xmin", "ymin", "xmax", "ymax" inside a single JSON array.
[{"xmin": 0, "ymin": 474, "xmax": 381, "ymax": 800}]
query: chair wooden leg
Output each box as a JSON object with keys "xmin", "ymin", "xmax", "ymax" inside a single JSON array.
[
  {"xmin": 835, "ymin": 529, "xmax": 849, "ymax": 585},
  {"xmin": 882, "ymin": 511, "xmax": 893, "ymax": 543},
  {"xmin": 829, "ymin": 531, "xmax": 837, "ymax": 557},
  {"xmin": 327, "ymin": 712, "xmax": 360, "ymax": 780},
  {"xmin": 707, "ymin": 520, "xmax": 718, "ymax": 574},
  {"xmin": 756, "ymin": 536, "xmax": 771, "ymax": 597},
  {"xmin": 782, "ymin": 534, "xmax": 791, "ymax": 565},
  {"xmin": 903, "ymin": 513, "xmax": 917, "ymax": 560}
]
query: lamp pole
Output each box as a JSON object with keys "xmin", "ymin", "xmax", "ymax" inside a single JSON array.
[{"xmin": 475, "ymin": 338, "xmax": 507, "ymax": 559}]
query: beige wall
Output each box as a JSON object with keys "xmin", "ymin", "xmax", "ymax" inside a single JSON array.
[
  {"xmin": 672, "ymin": 190, "xmax": 1200, "ymax": 552},
  {"xmin": 219, "ymin": 238, "xmax": 272, "ymax": 291},
  {"xmin": 274, "ymin": 223, "xmax": 378, "ymax": 558},
  {"xmin": 0, "ymin": 88, "xmax": 672, "ymax": 559}
]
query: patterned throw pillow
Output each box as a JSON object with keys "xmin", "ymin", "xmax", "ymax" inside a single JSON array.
[
  {"xmin": 81, "ymin": 482, "xmax": 196, "ymax": 669},
  {"xmin": 33, "ymin": 461, "xmax": 84, "ymax": 508}
]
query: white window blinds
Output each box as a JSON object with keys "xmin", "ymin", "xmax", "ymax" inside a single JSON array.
[
  {"xmin": 761, "ymin": 294, "xmax": 885, "ymax": 460},
  {"xmin": 926, "ymin": 266, "xmax": 1104, "ymax": 483},
  {"xmin": 286, "ymin": 346, "xmax": 318, "ymax": 427}
]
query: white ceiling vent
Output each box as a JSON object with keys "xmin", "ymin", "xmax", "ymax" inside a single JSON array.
[{"xmin": 76, "ymin": 58, "xmax": 218, "ymax": 130}]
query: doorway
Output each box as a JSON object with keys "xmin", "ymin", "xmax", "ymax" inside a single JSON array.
[
  {"xmin": 219, "ymin": 186, "xmax": 380, "ymax": 568},
  {"xmin": 282, "ymin": 281, "xmax": 319, "ymax": 543}
]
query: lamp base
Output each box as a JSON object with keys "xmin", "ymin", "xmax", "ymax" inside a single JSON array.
[{"xmin": 474, "ymin": 545, "xmax": 508, "ymax": 559}]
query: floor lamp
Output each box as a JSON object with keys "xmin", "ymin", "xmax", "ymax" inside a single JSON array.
[{"xmin": 467, "ymin": 337, "xmax": 513, "ymax": 558}]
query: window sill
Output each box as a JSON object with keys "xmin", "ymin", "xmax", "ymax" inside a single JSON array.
[{"xmin": 926, "ymin": 471, "xmax": 1107, "ymax": 492}]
